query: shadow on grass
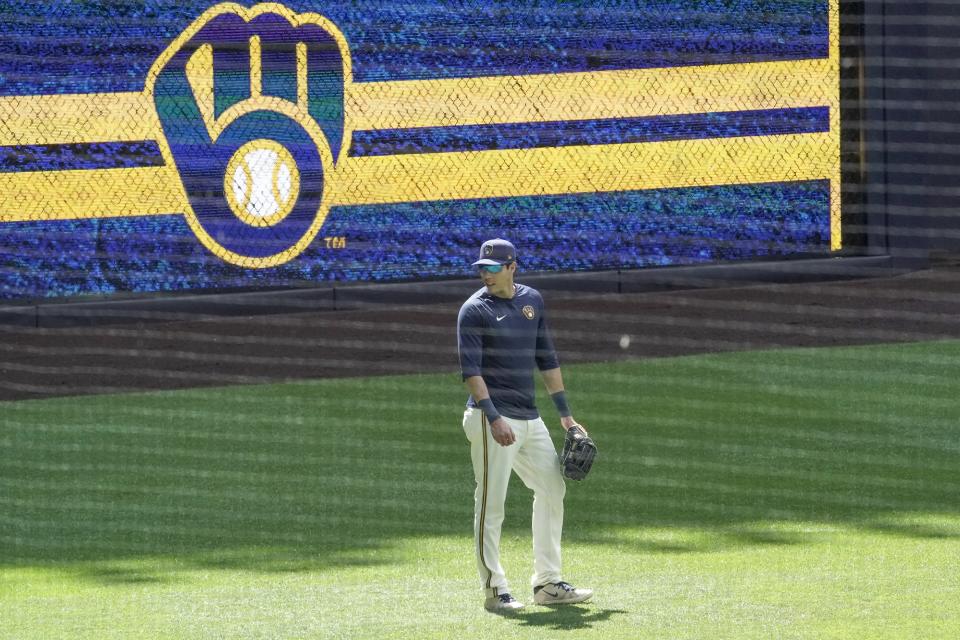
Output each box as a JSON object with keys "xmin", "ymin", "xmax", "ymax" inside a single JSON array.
[
  {"xmin": 573, "ymin": 526, "xmax": 811, "ymax": 556},
  {"xmin": 58, "ymin": 544, "xmax": 398, "ymax": 587},
  {"xmin": 77, "ymin": 566, "xmax": 173, "ymax": 586},
  {"xmin": 862, "ymin": 520, "xmax": 960, "ymax": 540},
  {"xmin": 514, "ymin": 605, "xmax": 628, "ymax": 630}
]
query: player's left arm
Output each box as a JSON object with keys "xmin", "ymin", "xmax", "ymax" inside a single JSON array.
[
  {"xmin": 534, "ymin": 296, "xmax": 582, "ymax": 433},
  {"xmin": 540, "ymin": 367, "xmax": 580, "ymax": 432}
]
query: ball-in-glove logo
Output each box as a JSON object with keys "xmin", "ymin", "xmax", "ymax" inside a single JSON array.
[{"xmin": 146, "ymin": 2, "xmax": 351, "ymax": 268}]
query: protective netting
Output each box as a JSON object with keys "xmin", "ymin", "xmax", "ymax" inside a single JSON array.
[{"xmin": 4, "ymin": 4, "xmax": 960, "ymax": 637}]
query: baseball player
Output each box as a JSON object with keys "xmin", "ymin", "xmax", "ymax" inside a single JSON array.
[{"xmin": 457, "ymin": 238, "xmax": 593, "ymax": 612}]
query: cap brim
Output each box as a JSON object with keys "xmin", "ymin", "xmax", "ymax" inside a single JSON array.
[{"xmin": 472, "ymin": 258, "xmax": 504, "ymax": 266}]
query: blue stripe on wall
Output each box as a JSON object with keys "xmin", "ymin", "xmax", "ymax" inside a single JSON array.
[
  {"xmin": 349, "ymin": 107, "xmax": 830, "ymax": 157},
  {"xmin": 0, "ymin": 0, "xmax": 829, "ymax": 94},
  {"xmin": 0, "ymin": 141, "xmax": 164, "ymax": 173},
  {"xmin": 0, "ymin": 180, "xmax": 829, "ymax": 300},
  {"xmin": 0, "ymin": 108, "xmax": 829, "ymax": 172}
]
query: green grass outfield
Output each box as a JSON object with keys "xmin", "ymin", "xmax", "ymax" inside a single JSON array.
[{"xmin": 2, "ymin": 340, "xmax": 960, "ymax": 639}]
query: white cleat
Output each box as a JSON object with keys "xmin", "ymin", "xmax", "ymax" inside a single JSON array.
[
  {"xmin": 484, "ymin": 593, "xmax": 525, "ymax": 612},
  {"xmin": 533, "ymin": 581, "xmax": 593, "ymax": 605}
]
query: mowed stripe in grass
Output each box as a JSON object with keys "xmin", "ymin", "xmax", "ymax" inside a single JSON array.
[
  {"xmin": 566, "ymin": 343, "xmax": 960, "ymax": 528},
  {"xmin": 2, "ymin": 340, "xmax": 959, "ymax": 639}
]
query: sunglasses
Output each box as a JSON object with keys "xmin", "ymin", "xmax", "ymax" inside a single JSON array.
[{"xmin": 478, "ymin": 263, "xmax": 510, "ymax": 274}]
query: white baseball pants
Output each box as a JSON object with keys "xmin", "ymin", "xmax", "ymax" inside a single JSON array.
[{"xmin": 462, "ymin": 407, "xmax": 566, "ymax": 597}]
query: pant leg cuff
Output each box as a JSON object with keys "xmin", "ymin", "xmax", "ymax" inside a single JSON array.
[
  {"xmin": 531, "ymin": 576, "xmax": 562, "ymax": 589},
  {"xmin": 484, "ymin": 586, "xmax": 508, "ymax": 598}
]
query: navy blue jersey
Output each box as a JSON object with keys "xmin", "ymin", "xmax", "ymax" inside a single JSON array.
[{"xmin": 457, "ymin": 283, "xmax": 560, "ymax": 420}]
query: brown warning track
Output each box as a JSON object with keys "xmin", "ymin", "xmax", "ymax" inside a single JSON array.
[{"xmin": 2, "ymin": 266, "xmax": 960, "ymax": 402}]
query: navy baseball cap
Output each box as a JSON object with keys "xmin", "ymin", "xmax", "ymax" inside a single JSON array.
[{"xmin": 472, "ymin": 238, "xmax": 517, "ymax": 266}]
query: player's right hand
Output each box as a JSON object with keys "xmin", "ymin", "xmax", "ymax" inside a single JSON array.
[{"xmin": 490, "ymin": 418, "xmax": 516, "ymax": 446}]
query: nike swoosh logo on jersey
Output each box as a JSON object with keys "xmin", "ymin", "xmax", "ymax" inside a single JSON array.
[{"xmin": 496, "ymin": 314, "xmax": 508, "ymax": 321}]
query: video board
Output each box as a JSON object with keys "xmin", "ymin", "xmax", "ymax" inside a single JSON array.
[{"xmin": 0, "ymin": 1, "xmax": 840, "ymax": 300}]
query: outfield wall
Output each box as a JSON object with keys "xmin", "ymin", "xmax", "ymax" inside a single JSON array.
[{"xmin": 0, "ymin": 1, "xmax": 843, "ymax": 301}]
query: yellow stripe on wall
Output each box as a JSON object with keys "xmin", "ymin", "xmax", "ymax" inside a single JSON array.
[
  {"xmin": 0, "ymin": 167, "xmax": 185, "ymax": 223},
  {"xmin": 331, "ymin": 132, "xmax": 839, "ymax": 205},
  {"xmin": 1, "ymin": 132, "xmax": 837, "ymax": 223},
  {"xmin": 828, "ymin": 0, "xmax": 840, "ymax": 250},
  {"xmin": 1, "ymin": 58, "xmax": 834, "ymax": 147},
  {"xmin": 348, "ymin": 58, "xmax": 837, "ymax": 131},
  {"xmin": 0, "ymin": 93, "xmax": 161, "ymax": 146}
]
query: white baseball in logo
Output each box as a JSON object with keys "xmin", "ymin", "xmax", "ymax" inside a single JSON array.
[{"xmin": 225, "ymin": 139, "xmax": 300, "ymax": 227}]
